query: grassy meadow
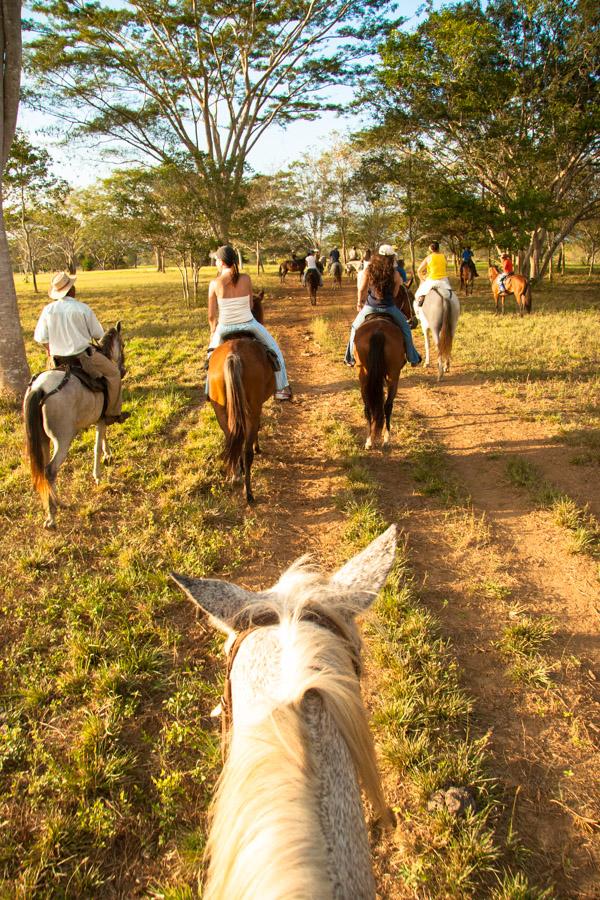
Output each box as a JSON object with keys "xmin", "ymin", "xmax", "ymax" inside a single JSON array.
[{"xmin": 0, "ymin": 263, "xmax": 598, "ymax": 896}]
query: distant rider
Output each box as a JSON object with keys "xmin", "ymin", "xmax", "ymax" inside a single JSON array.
[
  {"xmin": 206, "ymin": 244, "xmax": 292, "ymax": 401},
  {"xmin": 348, "ymin": 246, "xmax": 359, "ymax": 261},
  {"xmin": 33, "ymin": 271, "xmax": 129, "ymax": 426},
  {"xmin": 396, "ymin": 257, "xmax": 409, "ymax": 284},
  {"xmin": 344, "ymin": 244, "xmax": 422, "ymax": 368},
  {"xmin": 498, "ymin": 253, "xmax": 514, "ymax": 292},
  {"xmin": 415, "ymin": 242, "xmax": 453, "ymax": 306},
  {"xmin": 329, "ymin": 247, "xmax": 341, "ymax": 273},
  {"xmin": 462, "ymin": 247, "xmax": 478, "ymax": 277},
  {"xmin": 302, "ymin": 250, "xmax": 323, "ymax": 286}
]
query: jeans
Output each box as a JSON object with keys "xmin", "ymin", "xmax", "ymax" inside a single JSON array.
[
  {"xmin": 207, "ymin": 319, "xmax": 289, "ymax": 393},
  {"xmin": 344, "ymin": 305, "xmax": 421, "ymax": 366}
]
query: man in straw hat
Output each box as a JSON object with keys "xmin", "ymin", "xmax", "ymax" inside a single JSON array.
[{"xmin": 33, "ymin": 272, "xmax": 129, "ymax": 425}]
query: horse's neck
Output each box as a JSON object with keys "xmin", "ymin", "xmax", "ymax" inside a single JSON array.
[
  {"xmin": 205, "ymin": 705, "xmax": 334, "ymax": 900},
  {"xmin": 303, "ymin": 692, "xmax": 376, "ymax": 899}
]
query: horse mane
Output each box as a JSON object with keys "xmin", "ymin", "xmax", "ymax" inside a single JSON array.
[
  {"xmin": 204, "ymin": 564, "xmax": 387, "ymax": 899},
  {"xmin": 99, "ymin": 328, "xmax": 117, "ymax": 358}
]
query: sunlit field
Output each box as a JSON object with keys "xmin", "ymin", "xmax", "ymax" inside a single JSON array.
[{"xmin": 1, "ymin": 264, "xmax": 598, "ymax": 896}]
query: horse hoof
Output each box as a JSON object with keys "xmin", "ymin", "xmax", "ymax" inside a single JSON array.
[
  {"xmin": 43, "ymin": 518, "xmax": 56, "ymax": 530},
  {"xmin": 365, "ymin": 439, "xmax": 372, "ymax": 450},
  {"xmin": 246, "ymin": 493, "xmax": 255, "ymax": 505},
  {"xmin": 94, "ymin": 475, "xmax": 101, "ymax": 485}
]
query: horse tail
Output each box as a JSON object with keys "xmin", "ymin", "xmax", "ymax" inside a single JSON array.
[
  {"xmin": 439, "ymin": 296, "xmax": 454, "ymax": 359},
  {"xmin": 24, "ymin": 387, "xmax": 53, "ymax": 505},
  {"xmin": 366, "ymin": 331, "xmax": 386, "ymax": 431},
  {"xmin": 223, "ymin": 353, "xmax": 249, "ymax": 472},
  {"xmin": 524, "ymin": 279, "xmax": 532, "ymax": 312}
]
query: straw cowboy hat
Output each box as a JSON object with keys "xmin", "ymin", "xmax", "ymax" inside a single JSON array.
[{"xmin": 49, "ymin": 271, "xmax": 77, "ymax": 300}]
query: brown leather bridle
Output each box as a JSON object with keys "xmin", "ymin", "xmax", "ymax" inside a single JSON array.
[{"xmin": 219, "ymin": 606, "xmax": 361, "ymax": 761}]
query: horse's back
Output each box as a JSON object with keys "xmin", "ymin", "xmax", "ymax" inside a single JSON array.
[
  {"xmin": 355, "ymin": 317, "xmax": 405, "ymax": 372},
  {"xmin": 209, "ymin": 339, "xmax": 275, "ymax": 408}
]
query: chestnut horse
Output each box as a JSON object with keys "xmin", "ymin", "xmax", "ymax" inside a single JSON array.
[
  {"xmin": 279, "ymin": 258, "xmax": 306, "ymax": 283},
  {"xmin": 489, "ymin": 266, "xmax": 532, "ymax": 316},
  {"xmin": 207, "ymin": 293, "xmax": 274, "ymax": 503},
  {"xmin": 305, "ymin": 268, "xmax": 320, "ymax": 306},
  {"xmin": 459, "ymin": 262, "xmax": 474, "ymax": 296},
  {"xmin": 353, "ymin": 290, "xmax": 412, "ymax": 450}
]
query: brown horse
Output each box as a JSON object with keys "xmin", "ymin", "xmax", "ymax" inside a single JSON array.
[
  {"xmin": 460, "ymin": 262, "xmax": 474, "ymax": 296},
  {"xmin": 353, "ymin": 290, "xmax": 412, "ymax": 450},
  {"xmin": 279, "ymin": 258, "xmax": 306, "ymax": 283},
  {"xmin": 331, "ymin": 261, "xmax": 343, "ymax": 288},
  {"xmin": 207, "ymin": 292, "xmax": 274, "ymax": 503},
  {"xmin": 305, "ymin": 268, "xmax": 320, "ymax": 306},
  {"xmin": 489, "ymin": 266, "xmax": 532, "ymax": 316}
]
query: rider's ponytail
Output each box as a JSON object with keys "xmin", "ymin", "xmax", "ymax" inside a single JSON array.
[{"xmin": 215, "ymin": 245, "xmax": 240, "ymax": 284}]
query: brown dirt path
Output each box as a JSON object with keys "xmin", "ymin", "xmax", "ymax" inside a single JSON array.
[{"xmin": 220, "ymin": 278, "xmax": 600, "ymax": 898}]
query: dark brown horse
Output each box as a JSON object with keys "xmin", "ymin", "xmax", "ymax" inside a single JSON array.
[
  {"xmin": 353, "ymin": 289, "xmax": 412, "ymax": 450},
  {"xmin": 279, "ymin": 258, "xmax": 306, "ymax": 283},
  {"xmin": 305, "ymin": 268, "xmax": 321, "ymax": 306},
  {"xmin": 489, "ymin": 266, "xmax": 532, "ymax": 316},
  {"xmin": 331, "ymin": 261, "xmax": 343, "ymax": 288},
  {"xmin": 460, "ymin": 262, "xmax": 474, "ymax": 296},
  {"xmin": 207, "ymin": 292, "xmax": 274, "ymax": 503}
]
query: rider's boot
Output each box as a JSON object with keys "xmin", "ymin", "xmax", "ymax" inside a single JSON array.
[{"xmin": 104, "ymin": 411, "xmax": 131, "ymax": 426}]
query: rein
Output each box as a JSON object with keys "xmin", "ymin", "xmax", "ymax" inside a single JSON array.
[{"xmin": 219, "ymin": 606, "xmax": 361, "ymax": 761}]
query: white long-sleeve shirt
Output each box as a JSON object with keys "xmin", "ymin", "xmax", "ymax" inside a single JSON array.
[{"xmin": 34, "ymin": 298, "xmax": 104, "ymax": 356}]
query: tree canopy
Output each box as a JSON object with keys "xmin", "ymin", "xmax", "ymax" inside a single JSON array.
[{"xmin": 27, "ymin": 0, "xmax": 402, "ymax": 241}]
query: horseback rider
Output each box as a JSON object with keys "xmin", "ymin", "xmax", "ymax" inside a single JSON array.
[
  {"xmin": 329, "ymin": 247, "xmax": 341, "ymax": 273},
  {"xmin": 498, "ymin": 253, "xmax": 514, "ymax": 292},
  {"xmin": 33, "ymin": 272, "xmax": 129, "ymax": 425},
  {"xmin": 348, "ymin": 245, "xmax": 359, "ymax": 261},
  {"xmin": 415, "ymin": 242, "xmax": 453, "ymax": 306},
  {"xmin": 344, "ymin": 244, "xmax": 421, "ymax": 368},
  {"xmin": 396, "ymin": 257, "xmax": 409, "ymax": 284},
  {"xmin": 362, "ymin": 248, "xmax": 372, "ymax": 268},
  {"xmin": 302, "ymin": 249, "xmax": 323, "ymax": 287},
  {"xmin": 461, "ymin": 247, "xmax": 478, "ymax": 277},
  {"xmin": 207, "ymin": 245, "xmax": 292, "ymax": 401}
]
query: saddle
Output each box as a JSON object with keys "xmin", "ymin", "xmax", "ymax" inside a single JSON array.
[
  {"xmin": 51, "ymin": 356, "xmax": 109, "ymax": 416},
  {"xmin": 220, "ymin": 333, "xmax": 281, "ymax": 372}
]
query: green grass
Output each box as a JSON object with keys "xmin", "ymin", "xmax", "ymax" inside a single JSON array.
[{"xmin": 506, "ymin": 457, "xmax": 600, "ymax": 560}]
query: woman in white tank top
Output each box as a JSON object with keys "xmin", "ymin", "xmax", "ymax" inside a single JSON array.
[{"xmin": 207, "ymin": 245, "xmax": 292, "ymax": 400}]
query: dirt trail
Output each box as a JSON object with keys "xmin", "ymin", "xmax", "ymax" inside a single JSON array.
[{"xmin": 228, "ymin": 281, "xmax": 599, "ymax": 898}]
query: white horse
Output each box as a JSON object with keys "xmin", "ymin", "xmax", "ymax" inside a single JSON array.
[
  {"xmin": 345, "ymin": 259, "xmax": 363, "ymax": 278},
  {"xmin": 23, "ymin": 325, "xmax": 126, "ymax": 528},
  {"xmin": 415, "ymin": 287, "xmax": 460, "ymax": 380},
  {"xmin": 171, "ymin": 525, "xmax": 398, "ymax": 900}
]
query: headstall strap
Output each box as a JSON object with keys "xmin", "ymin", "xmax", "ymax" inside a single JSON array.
[{"xmin": 219, "ymin": 607, "xmax": 361, "ymax": 762}]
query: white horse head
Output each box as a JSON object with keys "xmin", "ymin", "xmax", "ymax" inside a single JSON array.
[{"xmin": 171, "ymin": 524, "xmax": 398, "ymax": 900}]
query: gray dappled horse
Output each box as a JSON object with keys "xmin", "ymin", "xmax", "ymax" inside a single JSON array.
[
  {"xmin": 331, "ymin": 260, "xmax": 343, "ymax": 287},
  {"xmin": 415, "ymin": 287, "xmax": 460, "ymax": 380},
  {"xmin": 23, "ymin": 324, "xmax": 126, "ymax": 528},
  {"xmin": 170, "ymin": 525, "xmax": 398, "ymax": 900}
]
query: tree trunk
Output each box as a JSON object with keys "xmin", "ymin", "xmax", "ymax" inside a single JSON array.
[
  {"xmin": 588, "ymin": 241, "xmax": 596, "ymax": 276},
  {"xmin": 0, "ymin": 190, "xmax": 30, "ymax": 397},
  {"xmin": 560, "ymin": 242, "xmax": 566, "ymax": 275},
  {"xmin": 0, "ymin": 0, "xmax": 29, "ymax": 398}
]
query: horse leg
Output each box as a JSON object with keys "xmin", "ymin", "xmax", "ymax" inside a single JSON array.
[
  {"xmin": 244, "ymin": 440, "xmax": 255, "ymax": 503},
  {"xmin": 383, "ymin": 380, "xmax": 398, "ymax": 448},
  {"xmin": 359, "ymin": 373, "xmax": 373, "ymax": 450},
  {"xmin": 422, "ymin": 325, "xmax": 431, "ymax": 367},
  {"xmin": 93, "ymin": 421, "xmax": 108, "ymax": 483},
  {"xmin": 44, "ymin": 433, "xmax": 74, "ymax": 528}
]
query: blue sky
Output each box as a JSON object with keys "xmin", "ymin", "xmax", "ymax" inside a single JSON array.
[{"xmin": 18, "ymin": 0, "xmax": 427, "ymax": 185}]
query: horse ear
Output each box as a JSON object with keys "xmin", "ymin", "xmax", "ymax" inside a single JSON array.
[
  {"xmin": 330, "ymin": 525, "xmax": 397, "ymax": 613},
  {"xmin": 169, "ymin": 573, "xmax": 253, "ymax": 635},
  {"xmin": 116, "ymin": 321, "xmax": 122, "ymax": 333}
]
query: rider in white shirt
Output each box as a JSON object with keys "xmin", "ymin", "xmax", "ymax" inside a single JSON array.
[
  {"xmin": 34, "ymin": 272, "xmax": 129, "ymax": 424},
  {"xmin": 302, "ymin": 250, "xmax": 323, "ymax": 287}
]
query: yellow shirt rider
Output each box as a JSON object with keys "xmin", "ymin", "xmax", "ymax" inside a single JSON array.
[{"xmin": 415, "ymin": 241, "xmax": 453, "ymax": 306}]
